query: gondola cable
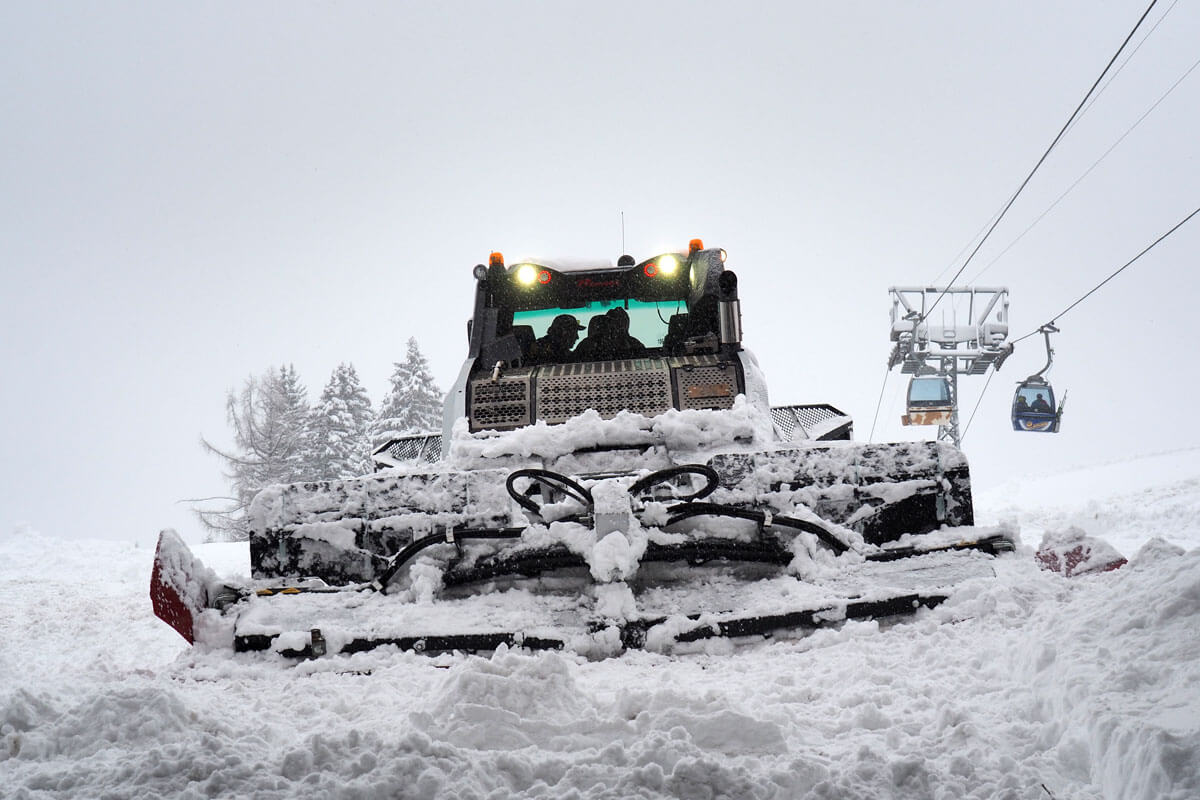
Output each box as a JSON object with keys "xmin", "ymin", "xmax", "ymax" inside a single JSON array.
[
  {"xmin": 959, "ymin": 206, "xmax": 1198, "ymax": 436},
  {"xmin": 968, "ymin": 49, "xmax": 1200, "ymax": 285},
  {"xmin": 933, "ymin": 0, "xmax": 1180, "ymax": 287},
  {"xmin": 921, "ymin": 0, "xmax": 1159, "ymax": 323},
  {"xmin": 1011, "ymin": 205, "xmax": 1200, "ymax": 345},
  {"xmin": 880, "ymin": 0, "xmax": 1160, "ymax": 443},
  {"xmin": 867, "ymin": 368, "xmax": 890, "ymax": 444},
  {"xmin": 958, "ymin": 364, "xmax": 998, "ymax": 444}
]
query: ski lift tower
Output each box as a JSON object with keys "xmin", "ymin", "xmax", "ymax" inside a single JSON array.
[{"xmin": 887, "ymin": 286, "xmax": 1012, "ymax": 447}]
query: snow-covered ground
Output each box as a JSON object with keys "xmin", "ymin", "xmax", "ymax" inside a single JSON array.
[{"xmin": 3, "ymin": 450, "xmax": 1199, "ymax": 799}]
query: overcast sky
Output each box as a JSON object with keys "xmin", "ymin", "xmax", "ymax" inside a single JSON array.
[{"xmin": 3, "ymin": 2, "xmax": 1197, "ymax": 545}]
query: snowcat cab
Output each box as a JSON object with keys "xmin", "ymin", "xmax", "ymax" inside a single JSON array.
[
  {"xmin": 455, "ymin": 243, "xmax": 758, "ymax": 436},
  {"xmin": 153, "ymin": 241, "xmax": 1014, "ymax": 660}
]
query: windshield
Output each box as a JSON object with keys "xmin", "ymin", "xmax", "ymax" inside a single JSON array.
[
  {"xmin": 908, "ymin": 378, "xmax": 950, "ymax": 404},
  {"xmin": 513, "ymin": 298, "xmax": 688, "ymax": 362},
  {"xmin": 1015, "ymin": 385, "xmax": 1054, "ymax": 410}
]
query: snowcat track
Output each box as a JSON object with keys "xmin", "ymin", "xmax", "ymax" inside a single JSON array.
[
  {"xmin": 233, "ymin": 631, "xmax": 567, "ymax": 658},
  {"xmin": 230, "ymin": 591, "xmax": 949, "ymax": 659},
  {"xmin": 611, "ymin": 592, "xmax": 948, "ymax": 649}
]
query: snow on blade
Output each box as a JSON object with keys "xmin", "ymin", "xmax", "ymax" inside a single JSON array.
[{"xmin": 149, "ymin": 529, "xmax": 218, "ymax": 644}]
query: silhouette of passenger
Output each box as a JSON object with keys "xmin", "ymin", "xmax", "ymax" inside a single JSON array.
[
  {"xmin": 528, "ymin": 314, "xmax": 584, "ymax": 361},
  {"xmin": 663, "ymin": 296, "xmax": 720, "ymax": 353},
  {"xmin": 1030, "ymin": 393, "xmax": 1051, "ymax": 413},
  {"xmin": 573, "ymin": 315, "xmax": 612, "ymax": 361},
  {"xmin": 1015, "ymin": 395, "xmax": 1030, "ymax": 413},
  {"xmin": 605, "ymin": 307, "xmax": 646, "ymax": 357}
]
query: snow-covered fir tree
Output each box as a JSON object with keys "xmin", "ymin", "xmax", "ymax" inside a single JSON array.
[
  {"xmin": 197, "ymin": 364, "xmax": 313, "ymax": 541},
  {"xmin": 373, "ymin": 338, "xmax": 444, "ymax": 449},
  {"xmin": 277, "ymin": 363, "xmax": 317, "ymax": 479},
  {"xmin": 308, "ymin": 362, "xmax": 375, "ymax": 480}
]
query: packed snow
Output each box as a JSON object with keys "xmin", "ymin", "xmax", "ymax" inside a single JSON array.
[{"xmin": 3, "ymin": 449, "xmax": 1199, "ymax": 799}]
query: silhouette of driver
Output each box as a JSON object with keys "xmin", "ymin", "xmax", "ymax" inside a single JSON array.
[{"xmin": 529, "ymin": 314, "xmax": 584, "ymax": 361}]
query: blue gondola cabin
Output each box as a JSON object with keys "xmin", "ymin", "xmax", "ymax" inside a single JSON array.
[{"xmin": 1012, "ymin": 379, "xmax": 1061, "ymax": 433}]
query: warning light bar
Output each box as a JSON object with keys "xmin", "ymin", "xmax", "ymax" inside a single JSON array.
[
  {"xmin": 644, "ymin": 253, "xmax": 680, "ymax": 278},
  {"xmin": 514, "ymin": 263, "xmax": 552, "ymax": 287}
]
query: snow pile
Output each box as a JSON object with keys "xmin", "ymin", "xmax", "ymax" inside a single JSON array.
[
  {"xmin": 2, "ymin": 461, "xmax": 1200, "ymax": 798},
  {"xmin": 448, "ymin": 396, "xmax": 769, "ymax": 467},
  {"xmin": 1034, "ymin": 525, "xmax": 1128, "ymax": 576},
  {"xmin": 973, "ymin": 446, "xmax": 1200, "ymax": 553}
]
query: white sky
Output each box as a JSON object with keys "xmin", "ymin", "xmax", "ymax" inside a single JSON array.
[{"xmin": 2, "ymin": 2, "xmax": 1197, "ymax": 545}]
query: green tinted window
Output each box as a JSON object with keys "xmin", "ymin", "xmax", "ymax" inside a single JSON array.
[{"xmin": 514, "ymin": 298, "xmax": 684, "ymax": 350}]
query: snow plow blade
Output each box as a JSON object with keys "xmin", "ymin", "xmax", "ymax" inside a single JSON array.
[
  {"xmin": 150, "ymin": 529, "xmax": 217, "ymax": 644},
  {"xmin": 233, "ymin": 541, "xmax": 1010, "ymax": 658},
  {"xmin": 154, "ymin": 512, "xmax": 1013, "ymax": 658}
]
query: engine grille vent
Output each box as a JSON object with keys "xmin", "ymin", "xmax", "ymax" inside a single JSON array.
[
  {"xmin": 470, "ymin": 374, "xmax": 531, "ymax": 430},
  {"xmin": 536, "ymin": 359, "xmax": 672, "ymax": 423},
  {"xmin": 675, "ymin": 363, "xmax": 738, "ymax": 411}
]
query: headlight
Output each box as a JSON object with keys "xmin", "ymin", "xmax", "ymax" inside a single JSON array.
[{"xmin": 516, "ymin": 264, "xmax": 538, "ymax": 286}]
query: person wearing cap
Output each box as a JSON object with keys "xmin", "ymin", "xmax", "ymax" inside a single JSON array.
[{"xmin": 528, "ymin": 314, "xmax": 584, "ymax": 361}]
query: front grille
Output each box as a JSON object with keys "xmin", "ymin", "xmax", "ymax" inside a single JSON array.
[
  {"xmin": 675, "ymin": 363, "xmax": 738, "ymax": 411},
  {"xmin": 470, "ymin": 374, "xmax": 531, "ymax": 430},
  {"xmin": 535, "ymin": 359, "xmax": 673, "ymax": 423}
]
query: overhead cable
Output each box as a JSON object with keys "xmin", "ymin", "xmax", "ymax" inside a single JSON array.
[
  {"xmin": 970, "ymin": 50, "xmax": 1200, "ymax": 284},
  {"xmin": 934, "ymin": 0, "xmax": 1179, "ymax": 287},
  {"xmin": 922, "ymin": 0, "xmax": 1159, "ymax": 322},
  {"xmin": 1065, "ymin": 0, "xmax": 1182, "ymax": 139},
  {"xmin": 867, "ymin": 369, "xmax": 890, "ymax": 444},
  {"xmin": 958, "ymin": 364, "xmax": 998, "ymax": 444},
  {"xmin": 1011, "ymin": 205, "xmax": 1200, "ymax": 345}
]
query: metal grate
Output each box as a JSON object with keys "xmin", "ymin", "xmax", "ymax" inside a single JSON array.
[
  {"xmin": 535, "ymin": 359, "xmax": 673, "ymax": 423},
  {"xmin": 771, "ymin": 407, "xmax": 799, "ymax": 440},
  {"xmin": 770, "ymin": 404, "xmax": 850, "ymax": 441},
  {"xmin": 388, "ymin": 437, "xmax": 424, "ymax": 462},
  {"xmin": 420, "ymin": 436, "xmax": 443, "ymax": 462},
  {"xmin": 675, "ymin": 364, "xmax": 738, "ymax": 411},
  {"xmin": 372, "ymin": 433, "xmax": 443, "ymax": 470},
  {"xmin": 470, "ymin": 374, "xmax": 531, "ymax": 430}
]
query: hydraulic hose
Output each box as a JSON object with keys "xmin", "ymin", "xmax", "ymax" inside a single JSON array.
[
  {"xmin": 665, "ymin": 502, "xmax": 850, "ymax": 555},
  {"xmin": 375, "ymin": 527, "xmax": 524, "ymax": 593},
  {"xmin": 627, "ymin": 464, "xmax": 720, "ymax": 502},
  {"xmin": 505, "ymin": 468, "xmax": 593, "ymax": 517}
]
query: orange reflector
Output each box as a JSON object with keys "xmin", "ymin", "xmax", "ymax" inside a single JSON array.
[
  {"xmin": 489, "ymin": 251, "xmax": 504, "ymax": 267},
  {"xmin": 689, "ymin": 238, "xmax": 704, "ymax": 253},
  {"xmin": 538, "ymin": 270, "xmax": 551, "ymax": 284},
  {"xmin": 644, "ymin": 262, "xmax": 658, "ymax": 277}
]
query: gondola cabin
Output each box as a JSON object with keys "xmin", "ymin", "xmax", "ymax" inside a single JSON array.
[
  {"xmin": 901, "ymin": 376, "xmax": 954, "ymax": 426},
  {"xmin": 1012, "ymin": 378, "xmax": 1061, "ymax": 433}
]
